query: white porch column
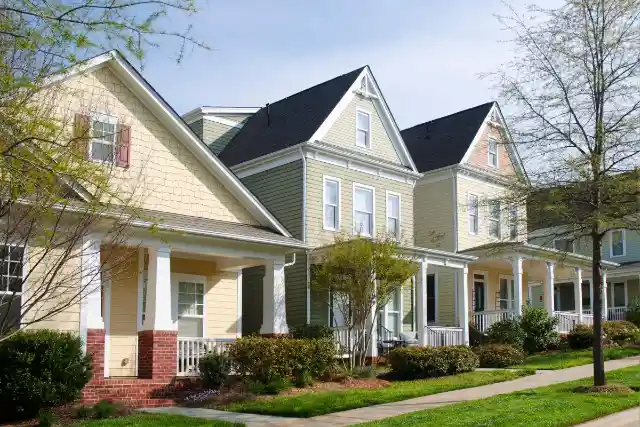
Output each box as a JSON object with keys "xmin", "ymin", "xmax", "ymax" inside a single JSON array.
[
  {"xmin": 142, "ymin": 245, "xmax": 175, "ymax": 331},
  {"xmin": 574, "ymin": 267, "xmax": 583, "ymax": 323},
  {"xmin": 545, "ymin": 262, "xmax": 555, "ymax": 316},
  {"xmin": 260, "ymin": 259, "xmax": 288, "ymax": 335},
  {"xmin": 83, "ymin": 238, "xmax": 104, "ymax": 331},
  {"xmin": 602, "ymin": 270, "xmax": 608, "ymax": 321},
  {"xmin": 511, "ymin": 256, "xmax": 523, "ymax": 316},
  {"xmin": 367, "ymin": 283, "xmax": 378, "ymax": 358},
  {"xmin": 457, "ymin": 266, "xmax": 470, "ymax": 345},
  {"xmin": 416, "ymin": 258, "xmax": 428, "ymax": 347}
]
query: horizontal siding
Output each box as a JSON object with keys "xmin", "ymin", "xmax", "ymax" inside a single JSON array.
[
  {"xmin": 205, "ymin": 271, "xmax": 238, "ymax": 338},
  {"xmin": 201, "ymin": 120, "xmax": 242, "ymax": 156},
  {"xmin": 241, "ymin": 266, "xmax": 264, "ymax": 335},
  {"xmin": 414, "ymin": 177, "xmax": 455, "ymax": 251},
  {"xmin": 435, "ymin": 267, "xmax": 456, "ymax": 326},
  {"xmin": 285, "ymin": 253, "xmax": 308, "ymax": 328},
  {"xmin": 305, "ymin": 158, "xmax": 414, "ymax": 247}
]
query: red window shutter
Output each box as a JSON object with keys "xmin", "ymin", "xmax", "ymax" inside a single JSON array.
[
  {"xmin": 73, "ymin": 113, "xmax": 91, "ymax": 159},
  {"xmin": 116, "ymin": 124, "xmax": 131, "ymax": 168}
]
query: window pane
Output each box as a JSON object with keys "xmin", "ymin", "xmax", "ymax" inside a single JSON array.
[
  {"xmin": 356, "ymin": 129, "xmax": 368, "ymax": 146},
  {"xmin": 355, "ymin": 212, "xmax": 372, "ymax": 235},
  {"xmin": 325, "ymin": 205, "xmax": 337, "ymax": 229},
  {"xmin": 355, "ymin": 188, "xmax": 373, "ymax": 212},
  {"xmin": 612, "ymin": 231, "xmax": 624, "ymax": 256},
  {"xmin": 613, "ymin": 283, "xmax": 625, "ymax": 307},
  {"xmin": 178, "ymin": 317, "xmax": 203, "ymax": 337},
  {"xmin": 387, "ymin": 218, "xmax": 398, "ymax": 237},
  {"xmin": 325, "ymin": 181, "xmax": 338, "ymax": 205},
  {"xmin": 388, "ymin": 195, "xmax": 399, "ymax": 218},
  {"xmin": 91, "ymin": 141, "xmax": 113, "ymax": 161},
  {"xmin": 489, "ymin": 221, "xmax": 500, "ymax": 238},
  {"xmin": 386, "ymin": 312, "xmax": 398, "ymax": 335},
  {"xmin": 356, "ymin": 112, "xmax": 370, "ymax": 130}
]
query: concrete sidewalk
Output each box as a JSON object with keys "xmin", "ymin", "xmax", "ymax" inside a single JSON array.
[
  {"xmin": 574, "ymin": 407, "xmax": 640, "ymax": 427},
  {"xmin": 143, "ymin": 356, "xmax": 640, "ymax": 427}
]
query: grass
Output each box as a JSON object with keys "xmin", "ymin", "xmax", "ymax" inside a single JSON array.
[
  {"xmin": 516, "ymin": 346, "xmax": 640, "ymax": 370},
  {"xmin": 222, "ymin": 369, "xmax": 533, "ymax": 418},
  {"xmin": 357, "ymin": 364, "xmax": 640, "ymax": 427},
  {"xmin": 74, "ymin": 414, "xmax": 243, "ymax": 426}
]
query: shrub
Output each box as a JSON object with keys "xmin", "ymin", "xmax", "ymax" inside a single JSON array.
[
  {"xmin": 294, "ymin": 370, "xmax": 314, "ymax": 388},
  {"xmin": 568, "ymin": 324, "xmax": 593, "ymax": 349},
  {"xmin": 72, "ymin": 405, "xmax": 92, "ymax": 419},
  {"xmin": 350, "ymin": 365, "xmax": 377, "ymax": 379},
  {"xmin": 626, "ymin": 297, "xmax": 640, "ymax": 327},
  {"xmin": 92, "ymin": 400, "xmax": 117, "ymax": 419},
  {"xmin": 475, "ymin": 344, "xmax": 525, "ymax": 368},
  {"xmin": 520, "ymin": 306, "xmax": 559, "ymax": 354},
  {"xmin": 0, "ymin": 330, "xmax": 92, "ymax": 419},
  {"xmin": 226, "ymin": 336, "xmax": 336, "ymax": 382},
  {"xmin": 486, "ymin": 318, "xmax": 525, "ymax": 348},
  {"xmin": 388, "ymin": 346, "xmax": 478, "ymax": 379},
  {"xmin": 37, "ymin": 410, "xmax": 55, "ymax": 427},
  {"xmin": 199, "ymin": 353, "xmax": 231, "ymax": 389},
  {"xmin": 469, "ymin": 323, "xmax": 486, "ymax": 347},
  {"xmin": 290, "ymin": 324, "xmax": 333, "ymax": 339},
  {"xmin": 247, "ymin": 380, "xmax": 266, "ymax": 395},
  {"xmin": 603, "ymin": 321, "xmax": 640, "ymax": 344},
  {"xmin": 264, "ymin": 376, "xmax": 292, "ymax": 395}
]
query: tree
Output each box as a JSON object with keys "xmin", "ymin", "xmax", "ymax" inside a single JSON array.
[
  {"xmin": 313, "ymin": 235, "xmax": 418, "ymax": 369},
  {"xmin": 0, "ymin": 0, "xmax": 206, "ymax": 339},
  {"xmin": 490, "ymin": 0, "xmax": 640, "ymax": 386}
]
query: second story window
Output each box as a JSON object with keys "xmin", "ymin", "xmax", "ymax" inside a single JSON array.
[
  {"xmin": 488, "ymin": 200, "xmax": 501, "ymax": 238},
  {"xmin": 386, "ymin": 193, "xmax": 400, "ymax": 238},
  {"xmin": 323, "ymin": 177, "xmax": 340, "ymax": 231},
  {"xmin": 468, "ymin": 194, "xmax": 479, "ymax": 235},
  {"xmin": 610, "ymin": 229, "xmax": 626, "ymax": 257},
  {"xmin": 488, "ymin": 138, "xmax": 498, "ymax": 168},
  {"xmin": 91, "ymin": 117, "xmax": 118, "ymax": 163},
  {"xmin": 354, "ymin": 185, "xmax": 374, "ymax": 237},
  {"xmin": 356, "ymin": 110, "xmax": 371, "ymax": 148},
  {"xmin": 509, "ymin": 205, "xmax": 518, "ymax": 240},
  {"xmin": 554, "ymin": 238, "xmax": 575, "ymax": 253}
]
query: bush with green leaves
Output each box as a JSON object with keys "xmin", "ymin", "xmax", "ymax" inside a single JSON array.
[
  {"xmin": 520, "ymin": 306, "xmax": 559, "ymax": 353},
  {"xmin": 388, "ymin": 346, "xmax": 478, "ymax": 379},
  {"xmin": 475, "ymin": 344, "xmax": 525, "ymax": 368},
  {"xmin": 469, "ymin": 322, "xmax": 486, "ymax": 347},
  {"xmin": 226, "ymin": 336, "xmax": 336, "ymax": 382},
  {"xmin": 290, "ymin": 324, "xmax": 333, "ymax": 339},
  {"xmin": 0, "ymin": 330, "xmax": 92, "ymax": 420},
  {"xmin": 567, "ymin": 324, "xmax": 593, "ymax": 349},
  {"xmin": 486, "ymin": 318, "xmax": 525, "ymax": 348},
  {"xmin": 603, "ymin": 320, "xmax": 640, "ymax": 344},
  {"xmin": 626, "ymin": 297, "xmax": 640, "ymax": 327},
  {"xmin": 294, "ymin": 370, "xmax": 314, "ymax": 388},
  {"xmin": 199, "ymin": 352, "xmax": 231, "ymax": 389}
]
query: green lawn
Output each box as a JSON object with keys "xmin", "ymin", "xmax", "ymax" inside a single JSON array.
[
  {"xmin": 221, "ymin": 369, "xmax": 533, "ymax": 418},
  {"xmin": 516, "ymin": 347, "xmax": 640, "ymax": 370},
  {"xmin": 357, "ymin": 365, "xmax": 640, "ymax": 427},
  {"xmin": 75, "ymin": 414, "xmax": 243, "ymax": 426}
]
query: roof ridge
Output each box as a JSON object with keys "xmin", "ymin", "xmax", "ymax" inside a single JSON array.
[{"xmin": 403, "ymin": 101, "xmax": 495, "ymax": 131}]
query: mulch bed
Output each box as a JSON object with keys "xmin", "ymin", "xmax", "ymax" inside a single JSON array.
[{"xmin": 573, "ymin": 384, "xmax": 634, "ymax": 394}]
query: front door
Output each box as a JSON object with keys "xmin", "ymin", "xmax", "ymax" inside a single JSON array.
[{"xmin": 529, "ymin": 284, "xmax": 544, "ymax": 308}]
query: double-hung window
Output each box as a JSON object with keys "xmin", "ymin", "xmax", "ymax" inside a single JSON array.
[
  {"xmin": 488, "ymin": 138, "xmax": 498, "ymax": 167},
  {"xmin": 508, "ymin": 205, "xmax": 518, "ymax": 240},
  {"xmin": 0, "ymin": 245, "xmax": 24, "ymax": 330},
  {"xmin": 554, "ymin": 238, "xmax": 575, "ymax": 253},
  {"xmin": 177, "ymin": 281, "xmax": 204, "ymax": 337},
  {"xmin": 386, "ymin": 193, "xmax": 400, "ymax": 238},
  {"xmin": 488, "ymin": 200, "xmax": 501, "ymax": 238},
  {"xmin": 610, "ymin": 229, "xmax": 626, "ymax": 257},
  {"xmin": 323, "ymin": 177, "xmax": 340, "ymax": 231},
  {"xmin": 354, "ymin": 185, "xmax": 374, "ymax": 236},
  {"xmin": 90, "ymin": 115, "xmax": 118, "ymax": 163},
  {"xmin": 356, "ymin": 110, "xmax": 371, "ymax": 148},
  {"xmin": 468, "ymin": 194, "xmax": 479, "ymax": 234}
]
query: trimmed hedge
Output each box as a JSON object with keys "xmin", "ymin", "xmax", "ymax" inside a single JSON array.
[
  {"xmin": 388, "ymin": 345, "xmax": 478, "ymax": 379},
  {"xmin": 568, "ymin": 324, "xmax": 593, "ymax": 349},
  {"xmin": 603, "ymin": 321, "xmax": 640, "ymax": 344},
  {"xmin": 486, "ymin": 318, "xmax": 525, "ymax": 348},
  {"xmin": 475, "ymin": 344, "xmax": 525, "ymax": 368},
  {"xmin": 226, "ymin": 336, "xmax": 336, "ymax": 382},
  {"xmin": 0, "ymin": 330, "xmax": 92, "ymax": 420},
  {"xmin": 290, "ymin": 324, "xmax": 333, "ymax": 339}
]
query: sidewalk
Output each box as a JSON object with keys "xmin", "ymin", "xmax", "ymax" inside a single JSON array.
[
  {"xmin": 142, "ymin": 356, "xmax": 640, "ymax": 427},
  {"xmin": 574, "ymin": 407, "xmax": 640, "ymax": 427}
]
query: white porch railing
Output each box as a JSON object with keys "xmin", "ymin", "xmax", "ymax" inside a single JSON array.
[
  {"xmin": 609, "ymin": 307, "xmax": 627, "ymax": 321},
  {"xmin": 177, "ymin": 337, "xmax": 235, "ymax": 376},
  {"xmin": 473, "ymin": 310, "xmax": 517, "ymax": 332},
  {"xmin": 333, "ymin": 327, "xmax": 353, "ymax": 357},
  {"xmin": 554, "ymin": 311, "xmax": 595, "ymax": 333},
  {"xmin": 425, "ymin": 326, "xmax": 465, "ymax": 347}
]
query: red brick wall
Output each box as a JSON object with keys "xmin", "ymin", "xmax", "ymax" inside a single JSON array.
[
  {"xmin": 466, "ymin": 123, "xmax": 516, "ymax": 176},
  {"xmin": 86, "ymin": 329, "xmax": 105, "ymax": 383},
  {"xmin": 137, "ymin": 330, "xmax": 177, "ymax": 380},
  {"xmin": 82, "ymin": 378, "xmax": 177, "ymax": 407}
]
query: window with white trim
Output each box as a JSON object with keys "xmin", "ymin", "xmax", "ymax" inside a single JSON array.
[
  {"xmin": 488, "ymin": 138, "xmax": 498, "ymax": 167},
  {"xmin": 385, "ymin": 288, "xmax": 401, "ymax": 336},
  {"xmin": 0, "ymin": 246, "xmax": 24, "ymax": 330},
  {"xmin": 488, "ymin": 200, "xmax": 501, "ymax": 238},
  {"xmin": 356, "ymin": 110, "xmax": 371, "ymax": 148},
  {"xmin": 610, "ymin": 230, "xmax": 626, "ymax": 257},
  {"xmin": 386, "ymin": 193, "xmax": 400, "ymax": 238},
  {"xmin": 612, "ymin": 282, "xmax": 626, "ymax": 307},
  {"xmin": 508, "ymin": 205, "xmax": 518, "ymax": 240},
  {"xmin": 554, "ymin": 238, "xmax": 574, "ymax": 253},
  {"xmin": 468, "ymin": 194, "xmax": 479, "ymax": 234},
  {"xmin": 354, "ymin": 186, "xmax": 374, "ymax": 236},
  {"xmin": 177, "ymin": 281, "xmax": 204, "ymax": 337},
  {"xmin": 90, "ymin": 117, "xmax": 118, "ymax": 163},
  {"xmin": 323, "ymin": 178, "xmax": 340, "ymax": 231}
]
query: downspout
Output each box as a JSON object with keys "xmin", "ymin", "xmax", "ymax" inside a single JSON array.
[{"xmin": 300, "ymin": 147, "xmax": 311, "ymax": 324}]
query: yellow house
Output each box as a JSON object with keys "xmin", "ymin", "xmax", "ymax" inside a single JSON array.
[{"xmin": 15, "ymin": 51, "xmax": 307, "ymax": 406}]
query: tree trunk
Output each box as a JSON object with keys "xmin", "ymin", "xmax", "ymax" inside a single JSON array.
[{"xmin": 592, "ymin": 235, "xmax": 606, "ymax": 386}]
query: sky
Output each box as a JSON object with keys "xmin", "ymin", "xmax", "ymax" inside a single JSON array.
[{"xmin": 141, "ymin": 0, "xmax": 561, "ymax": 129}]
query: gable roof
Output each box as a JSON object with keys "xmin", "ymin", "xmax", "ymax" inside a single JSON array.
[
  {"xmin": 218, "ymin": 67, "xmax": 365, "ymax": 166},
  {"xmin": 47, "ymin": 50, "xmax": 294, "ymax": 238},
  {"xmin": 401, "ymin": 102, "xmax": 494, "ymax": 173}
]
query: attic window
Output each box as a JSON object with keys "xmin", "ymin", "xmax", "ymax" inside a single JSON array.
[
  {"xmin": 356, "ymin": 110, "xmax": 371, "ymax": 148},
  {"xmin": 488, "ymin": 138, "xmax": 498, "ymax": 168}
]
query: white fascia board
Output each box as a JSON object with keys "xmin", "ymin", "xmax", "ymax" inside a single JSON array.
[{"xmin": 201, "ymin": 107, "xmax": 259, "ymax": 115}]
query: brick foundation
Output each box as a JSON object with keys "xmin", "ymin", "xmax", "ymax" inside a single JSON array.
[
  {"xmin": 86, "ymin": 329, "xmax": 105, "ymax": 383},
  {"xmin": 137, "ymin": 330, "xmax": 178, "ymax": 380},
  {"xmin": 82, "ymin": 378, "xmax": 178, "ymax": 407}
]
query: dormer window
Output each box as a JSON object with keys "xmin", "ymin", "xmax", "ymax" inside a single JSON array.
[
  {"xmin": 488, "ymin": 138, "xmax": 498, "ymax": 168},
  {"xmin": 356, "ymin": 110, "xmax": 371, "ymax": 148}
]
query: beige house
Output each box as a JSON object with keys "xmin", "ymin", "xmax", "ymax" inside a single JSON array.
[
  {"xmin": 14, "ymin": 51, "xmax": 307, "ymax": 406},
  {"xmin": 402, "ymin": 102, "xmax": 617, "ymax": 337}
]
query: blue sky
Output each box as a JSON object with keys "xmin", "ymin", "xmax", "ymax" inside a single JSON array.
[{"xmin": 142, "ymin": 0, "xmax": 560, "ymax": 129}]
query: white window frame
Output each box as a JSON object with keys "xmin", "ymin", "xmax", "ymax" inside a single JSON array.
[
  {"xmin": 322, "ymin": 176, "xmax": 341, "ymax": 232},
  {"xmin": 487, "ymin": 138, "xmax": 499, "ymax": 168},
  {"xmin": 355, "ymin": 109, "xmax": 372, "ymax": 149},
  {"xmin": 174, "ymin": 273, "xmax": 207, "ymax": 339},
  {"xmin": 553, "ymin": 238, "xmax": 575, "ymax": 253},
  {"xmin": 498, "ymin": 274, "xmax": 515, "ymax": 310},
  {"xmin": 472, "ymin": 271, "xmax": 488, "ymax": 312},
  {"xmin": 353, "ymin": 183, "xmax": 375, "ymax": 237},
  {"xmin": 0, "ymin": 244, "xmax": 26, "ymax": 296},
  {"xmin": 508, "ymin": 205, "xmax": 518, "ymax": 240},
  {"xmin": 488, "ymin": 199, "xmax": 501, "ymax": 239},
  {"xmin": 609, "ymin": 229, "xmax": 626, "ymax": 257},
  {"xmin": 88, "ymin": 113, "xmax": 119, "ymax": 164},
  {"xmin": 382, "ymin": 286, "xmax": 402, "ymax": 337},
  {"xmin": 385, "ymin": 191, "xmax": 401, "ymax": 239},
  {"xmin": 467, "ymin": 193, "xmax": 479, "ymax": 235},
  {"xmin": 610, "ymin": 280, "xmax": 628, "ymax": 308}
]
